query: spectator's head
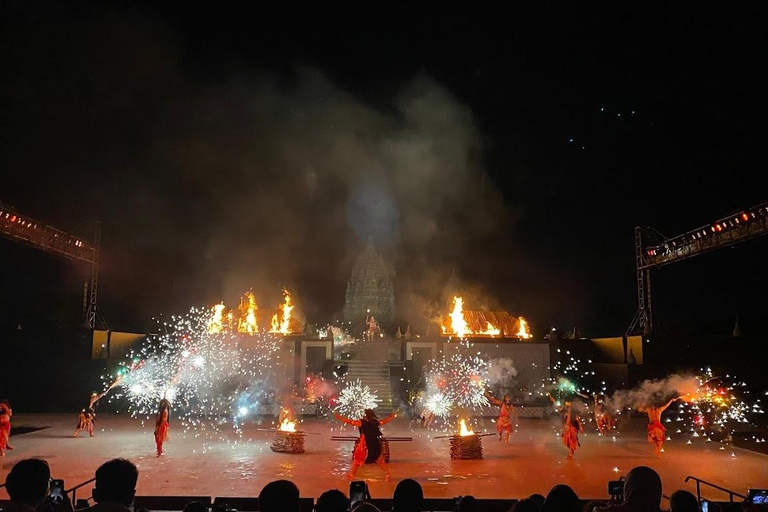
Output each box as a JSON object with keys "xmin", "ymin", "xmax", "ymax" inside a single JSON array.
[
  {"xmin": 623, "ymin": 466, "xmax": 662, "ymax": 510},
  {"xmin": 92, "ymin": 458, "xmax": 138, "ymax": 506},
  {"xmin": 541, "ymin": 485, "xmax": 580, "ymax": 512},
  {"xmin": 670, "ymin": 491, "xmax": 699, "ymax": 512},
  {"xmin": 316, "ymin": 489, "xmax": 348, "ymax": 512},
  {"xmin": 182, "ymin": 501, "xmax": 208, "ymax": 512},
  {"xmin": 259, "ymin": 480, "xmax": 300, "ymax": 512},
  {"xmin": 392, "ymin": 479, "xmax": 423, "ymax": 512},
  {"xmin": 512, "ymin": 498, "xmax": 542, "ymax": 512},
  {"xmin": 457, "ymin": 495, "xmax": 478, "ymax": 512},
  {"xmin": 5, "ymin": 459, "xmax": 51, "ymax": 507},
  {"xmin": 529, "ymin": 494, "xmax": 546, "ymax": 509}
]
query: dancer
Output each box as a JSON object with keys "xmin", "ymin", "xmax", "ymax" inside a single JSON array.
[
  {"xmin": 638, "ymin": 396, "xmax": 680, "ymax": 457},
  {"xmin": 549, "ymin": 394, "xmax": 583, "ymax": 458},
  {"xmin": 485, "ymin": 390, "xmax": 517, "ymax": 444},
  {"xmin": 154, "ymin": 398, "xmax": 170, "ymax": 457},
  {"xmin": 0, "ymin": 399, "xmax": 12, "ymax": 456},
  {"xmin": 73, "ymin": 390, "xmax": 108, "ymax": 438},
  {"xmin": 334, "ymin": 408, "xmax": 396, "ymax": 481},
  {"xmin": 593, "ymin": 393, "xmax": 616, "ymax": 436}
]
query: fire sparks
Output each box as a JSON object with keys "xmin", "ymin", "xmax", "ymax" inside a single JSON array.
[
  {"xmin": 270, "ymin": 289, "xmax": 294, "ymax": 335},
  {"xmin": 279, "ymin": 418, "xmax": 297, "ymax": 432},
  {"xmin": 336, "ymin": 379, "xmax": 378, "ymax": 419},
  {"xmin": 106, "ymin": 305, "xmax": 282, "ymax": 439},
  {"xmin": 422, "ymin": 339, "xmax": 490, "ymax": 416},
  {"xmin": 459, "ymin": 418, "xmax": 474, "ymax": 436}
]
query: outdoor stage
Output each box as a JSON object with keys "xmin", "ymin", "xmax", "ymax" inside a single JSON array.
[{"xmin": 2, "ymin": 414, "xmax": 766, "ymax": 502}]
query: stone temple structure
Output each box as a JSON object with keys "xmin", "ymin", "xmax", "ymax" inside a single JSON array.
[{"xmin": 343, "ymin": 240, "xmax": 395, "ymax": 327}]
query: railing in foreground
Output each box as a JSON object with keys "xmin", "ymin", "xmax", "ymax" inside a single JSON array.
[{"xmin": 685, "ymin": 476, "xmax": 747, "ymax": 504}]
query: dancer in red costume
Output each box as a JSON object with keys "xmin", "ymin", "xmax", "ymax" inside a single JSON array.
[
  {"xmin": 154, "ymin": 398, "xmax": 170, "ymax": 457},
  {"xmin": 593, "ymin": 393, "xmax": 616, "ymax": 436},
  {"xmin": 638, "ymin": 396, "xmax": 680, "ymax": 457},
  {"xmin": 335, "ymin": 409, "xmax": 396, "ymax": 481},
  {"xmin": 0, "ymin": 399, "xmax": 13, "ymax": 456},
  {"xmin": 549, "ymin": 394, "xmax": 583, "ymax": 458},
  {"xmin": 485, "ymin": 391, "xmax": 517, "ymax": 444}
]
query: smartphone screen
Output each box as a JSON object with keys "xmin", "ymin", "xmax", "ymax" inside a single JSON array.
[
  {"xmin": 750, "ymin": 489, "xmax": 768, "ymax": 505},
  {"xmin": 349, "ymin": 481, "xmax": 366, "ymax": 505},
  {"xmin": 49, "ymin": 479, "xmax": 65, "ymax": 502},
  {"xmin": 701, "ymin": 500, "xmax": 709, "ymax": 512}
]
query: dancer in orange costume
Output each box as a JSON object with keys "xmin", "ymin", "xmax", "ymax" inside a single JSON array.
[
  {"xmin": 638, "ymin": 396, "xmax": 680, "ymax": 457},
  {"xmin": 485, "ymin": 391, "xmax": 517, "ymax": 444},
  {"xmin": 154, "ymin": 398, "xmax": 171, "ymax": 457},
  {"xmin": 0, "ymin": 399, "xmax": 13, "ymax": 456},
  {"xmin": 334, "ymin": 409, "xmax": 396, "ymax": 481},
  {"xmin": 593, "ymin": 393, "xmax": 616, "ymax": 436},
  {"xmin": 549, "ymin": 394, "xmax": 583, "ymax": 458}
]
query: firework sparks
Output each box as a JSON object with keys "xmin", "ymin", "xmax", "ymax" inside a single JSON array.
[
  {"xmin": 106, "ymin": 305, "xmax": 284, "ymax": 438},
  {"xmin": 336, "ymin": 379, "xmax": 378, "ymax": 419},
  {"xmin": 421, "ymin": 340, "xmax": 489, "ymax": 418}
]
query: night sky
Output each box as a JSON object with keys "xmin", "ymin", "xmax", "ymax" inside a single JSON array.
[{"xmin": 2, "ymin": 2, "xmax": 767, "ymax": 339}]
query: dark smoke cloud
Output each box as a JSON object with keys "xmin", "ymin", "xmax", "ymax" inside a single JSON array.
[{"xmin": 2, "ymin": 4, "xmax": 516, "ymax": 330}]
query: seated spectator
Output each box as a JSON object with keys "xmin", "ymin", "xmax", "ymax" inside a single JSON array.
[
  {"xmin": 583, "ymin": 501, "xmax": 609, "ymax": 512},
  {"xmin": 315, "ymin": 489, "xmax": 348, "ymax": 512},
  {"xmin": 4, "ymin": 459, "xmax": 54, "ymax": 512},
  {"xmin": 670, "ymin": 491, "xmax": 699, "ymax": 512},
  {"xmin": 259, "ymin": 480, "xmax": 300, "ymax": 512},
  {"xmin": 595, "ymin": 466, "xmax": 663, "ymax": 512},
  {"xmin": 182, "ymin": 502, "xmax": 208, "ymax": 512},
  {"xmin": 529, "ymin": 494, "xmax": 546, "ymax": 510},
  {"xmin": 457, "ymin": 495, "xmax": 477, "ymax": 512},
  {"xmin": 86, "ymin": 459, "xmax": 138, "ymax": 512},
  {"xmin": 391, "ymin": 479, "xmax": 423, "ymax": 512},
  {"xmin": 513, "ymin": 498, "xmax": 543, "ymax": 512},
  {"xmin": 542, "ymin": 485, "xmax": 581, "ymax": 512}
]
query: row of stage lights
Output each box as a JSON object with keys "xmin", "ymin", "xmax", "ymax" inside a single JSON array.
[
  {"xmin": 0, "ymin": 208, "xmax": 85, "ymax": 248},
  {"xmin": 646, "ymin": 204, "xmax": 768, "ymax": 257}
]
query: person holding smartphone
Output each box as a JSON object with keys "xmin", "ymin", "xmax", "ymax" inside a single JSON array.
[{"xmin": 4, "ymin": 459, "xmax": 73, "ymax": 512}]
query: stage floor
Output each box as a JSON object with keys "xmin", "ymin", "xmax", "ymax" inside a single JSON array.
[{"xmin": 2, "ymin": 414, "xmax": 766, "ymax": 502}]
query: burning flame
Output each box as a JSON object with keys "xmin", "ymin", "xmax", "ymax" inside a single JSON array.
[
  {"xmin": 279, "ymin": 418, "xmax": 297, "ymax": 432},
  {"xmin": 445, "ymin": 296, "xmax": 469, "ymax": 337},
  {"xmin": 517, "ymin": 317, "xmax": 532, "ymax": 339},
  {"xmin": 270, "ymin": 289, "xmax": 294, "ymax": 335},
  {"xmin": 208, "ymin": 303, "xmax": 226, "ymax": 334},
  {"xmin": 238, "ymin": 291, "xmax": 258, "ymax": 334},
  {"xmin": 459, "ymin": 418, "xmax": 474, "ymax": 436},
  {"xmin": 481, "ymin": 321, "xmax": 501, "ymax": 336}
]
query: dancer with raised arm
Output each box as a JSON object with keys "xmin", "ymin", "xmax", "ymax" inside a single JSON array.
[
  {"xmin": 638, "ymin": 396, "xmax": 680, "ymax": 457},
  {"xmin": 334, "ymin": 408, "xmax": 396, "ymax": 481},
  {"xmin": 485, "ymin": 390, "xmax": 517, "ymax": 444},
  {"xmin": 549, "ymin": 394, "xmax": 583, "ymax": 458}
]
